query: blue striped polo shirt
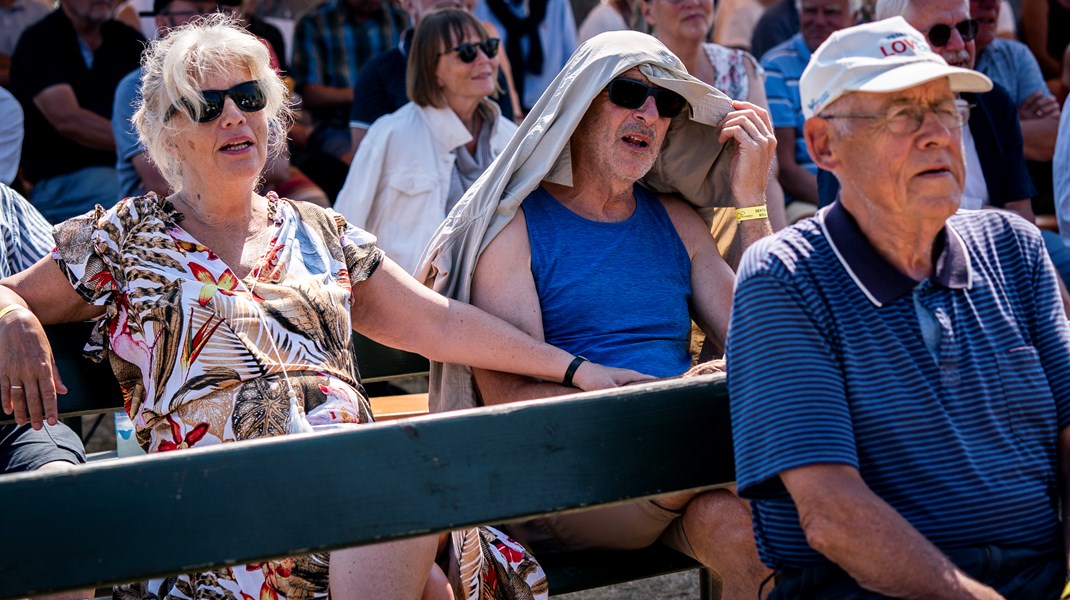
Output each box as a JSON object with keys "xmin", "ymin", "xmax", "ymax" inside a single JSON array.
[
  {"xmin": 726, "ymin": 202, "xmax": 1070, "ymax": 569},
  {"xmin": 761, "ymin": 34, "xmax": 815, "ymax": 183}
]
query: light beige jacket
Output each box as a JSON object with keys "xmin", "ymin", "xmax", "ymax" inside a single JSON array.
[{"xmin": 415, "ymin": 30, "xmax": 738, "ymax": 412}]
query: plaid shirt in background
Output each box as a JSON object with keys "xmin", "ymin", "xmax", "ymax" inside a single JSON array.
[{"xmin": 291, "ymin": 0, "xmax": 408, "ymax": 131}]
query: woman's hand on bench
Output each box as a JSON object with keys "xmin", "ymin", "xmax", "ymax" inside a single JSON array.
[
  {"xmin": 571, "ymin": 362, "xmax": 656, "ymax": 392},
  {"xmin": 0, "ymin": 303, "xmax": 66, "ymax": 430}
]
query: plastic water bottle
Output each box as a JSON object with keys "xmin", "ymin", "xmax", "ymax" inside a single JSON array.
[{"xmin": 114, "ymin": 411, "xmax": 144, "ymax": 457}]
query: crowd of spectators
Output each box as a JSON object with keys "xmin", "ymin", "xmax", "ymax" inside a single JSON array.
[{"xmin": 3, "ymin": 0, "xmax": 1068, "ymax": 234}]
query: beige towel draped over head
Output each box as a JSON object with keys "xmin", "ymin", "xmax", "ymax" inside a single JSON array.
[{"xmin": 415, "ymin": 30, "xmax": 739, "ymax": 412}]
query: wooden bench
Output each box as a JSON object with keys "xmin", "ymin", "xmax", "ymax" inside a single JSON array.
[{"xmin": 1, "ymin": 325, "xmax": 729, "ymax": 599}]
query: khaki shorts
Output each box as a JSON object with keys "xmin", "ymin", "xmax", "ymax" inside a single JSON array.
[{"xmin": 502, "ymin": 499, "xmax": 695, "ymax": 557}]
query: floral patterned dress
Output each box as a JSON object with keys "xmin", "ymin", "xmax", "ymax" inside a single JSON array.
[
  {"xmin": 701, "ymin": 42, "xmax": 763, "ymax": 103},
  {"xmin": 52, "ymin": 193, "xmax": 547, "ymax": 600}
]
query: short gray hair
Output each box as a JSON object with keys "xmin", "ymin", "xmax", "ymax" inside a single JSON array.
[
  {"xmin": 873, "ymin": 0, "xmax": 908, "ymax": 19},
  {"xmin": 874, "ymin": 0, "xmax": 967, "ymax": 21},
  {"xmin": 795, "ymin": 0, "xmax": 865, "ymax": 16},
  {"xmin": 132, "ymin": 13, "xmax": 292, "ymax": 192}
]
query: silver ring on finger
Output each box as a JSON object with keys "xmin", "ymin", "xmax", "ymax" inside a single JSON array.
[{"xmin": 10, "ymin": 385, "xmax": 22, "ymax": 390}]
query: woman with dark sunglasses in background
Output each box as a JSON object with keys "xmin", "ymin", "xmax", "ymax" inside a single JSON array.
[
  {"xmin": 0, "ymin": 13, "xmax": 649, "ymax": 600},
  {"xmin": 335, "ymin": 9, "xmax": 518, "ymax": 275}
]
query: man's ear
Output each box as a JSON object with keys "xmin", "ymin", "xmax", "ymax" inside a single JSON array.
[
  {"xmin": 640, "ymin": 0, "xmax": 655, "ymax": 27},
  {"xmin": 804, "ymin": 117, "xmax": 841, "ymax": 173}
]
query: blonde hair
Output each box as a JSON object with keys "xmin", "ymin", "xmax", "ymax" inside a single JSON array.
[
  {"xmin": 132, "ymin": 13, "xmax": 292, "ymax": 191},
  {"xmin": 407, "ymin": 9, "xmax": 500, "ymax": 108}
]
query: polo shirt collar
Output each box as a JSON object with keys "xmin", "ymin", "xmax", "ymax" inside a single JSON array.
[
  {"xmin": 819, "ymin": 200, "xmax": 972, "ymax": 307},
  {"xmin": 791, "ymin": 32, "xmax": 812, "ymax": 63}
]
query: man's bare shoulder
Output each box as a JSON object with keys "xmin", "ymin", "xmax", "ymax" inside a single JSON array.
[
  {"xmin": 654, "ymin": 193, "xmax": 713, "ymax": 258},
  {"xmin": 473, "ymin": 207, "xmax": 534, "ymax": 299},
  {"xmin": 471, "ymin": 206, "xmax": 544, "ymax": 341},
  {"xmin": 478, "ymin": 207, "xmax": 530, "ymax": 269}
]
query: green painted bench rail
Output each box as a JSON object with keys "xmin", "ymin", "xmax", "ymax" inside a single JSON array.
[
  {"xmin": 352, "ymin": 331, "xmax": 430, "ymax": 383},
  {"xmin": 0, "ymin": 374, "xmax": 733, "ymax": 600}
]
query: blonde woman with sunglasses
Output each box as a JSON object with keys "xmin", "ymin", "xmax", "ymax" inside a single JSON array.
[
  {"xmin": 0, "ymin": 13, "xmax": 649, "ymax": 600},
  {"xmin": 335, "ymin": 8, "xmax": 518, "ymax": 275}
]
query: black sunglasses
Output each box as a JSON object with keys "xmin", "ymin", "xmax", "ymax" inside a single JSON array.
[
  {"xmin": 165, "ymin": 80, "xmax": 267, "ymax": 123},
  {"xmin": 606, "ymin": 78, "xmax": 687, "ymax": 119},
  {"xmin": 444, "ymin": 38, "xmax": 500, "ymax": 63},
  {"xmin": 923, "ymin": 18, "xmax": 978, "ymax": 47}
]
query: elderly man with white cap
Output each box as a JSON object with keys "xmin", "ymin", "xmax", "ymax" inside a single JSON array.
[{"xmin": 727, "ymin": 16, "xmax": 1070, "ymax": 600}]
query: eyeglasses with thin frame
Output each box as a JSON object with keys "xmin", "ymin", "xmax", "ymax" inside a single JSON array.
[
  {"xmin": 921, "ymin": 18, "xmax": 978, "ymax": 47},
  {"xmin": 164, "ymin": 80, "xmax": 267, "ymax": 123},
  {"xmin": 606, "ymin": 78, "xmax": 687, "ymax": 119},
  {"xmin": 441, "ymin": 38, "xmax": 500, "ymax": 63},
  {"xmin": 817, "ymin": 99, "xmax": 973, "ymax": 135}
]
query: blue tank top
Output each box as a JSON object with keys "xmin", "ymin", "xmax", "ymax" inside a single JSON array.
[{"xmin": 523, "ymin": 185, "xmax": 693, "ymax": 378}]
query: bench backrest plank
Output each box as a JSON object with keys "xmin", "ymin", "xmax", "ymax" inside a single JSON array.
[
  {"xmin": 0, "ymin": 327, "xmax": 430, "ymax": 424},
  {"xmin": 352, "ymin": 331, "xmax": 430, "ymax": 383},
  {"xmin": 0, "ymin": 375, "xmax": 732, "ymax": 599}
]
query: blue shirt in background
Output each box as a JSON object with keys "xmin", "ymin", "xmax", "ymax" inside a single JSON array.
[
  {"xmin": 112, "ymin": 67, "xmax": 145, "ymax": 201},
  {"xmin": 761, "ymin": 33, "xmax": 815, "ymax": 203},
  {"xmin": 975, "ymin": 38, "xmax": 1051, "ymax": 107}
]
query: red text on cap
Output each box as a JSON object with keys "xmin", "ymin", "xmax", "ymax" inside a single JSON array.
[{"xmin": 880, "ymin": 37, "xmax": 918, "ymax": 57}]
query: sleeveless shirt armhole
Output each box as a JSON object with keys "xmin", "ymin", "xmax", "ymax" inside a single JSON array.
[{"xmin": 740, "ymin": 49, "xmax": 764, "ymax": 81}]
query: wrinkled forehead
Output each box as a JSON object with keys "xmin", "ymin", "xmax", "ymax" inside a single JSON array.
[
  {"xmin": 197, "ymin": 62, "xmax": 254, "ymax": 86},
  {"xmin": 800, "ymin": 0, "xmax": 852, "ymax": 11},
  {"xmin": 908, "ymin": 0, "xmax": 970, "ymax": 27},
  {"xmin": 832, "ymin": 77, "xmax": 957, "ymax": 111}
]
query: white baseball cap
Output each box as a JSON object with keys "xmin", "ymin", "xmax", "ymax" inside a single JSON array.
[{"xmin": 799, "ymin": 16, "xmax": 992, "ymax": 119}]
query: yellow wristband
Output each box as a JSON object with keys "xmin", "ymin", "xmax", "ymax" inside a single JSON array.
[
  {"xmin": 0, "ymin": 304, "xmax": 28, "ymax": 322},
  {"xmin": 1061, "ymin": 577, "xmax": 1070, "ymax": 600},
  {"xmin": 735, "ymin": 205, "xmax": 769, "ymax": 222}
]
